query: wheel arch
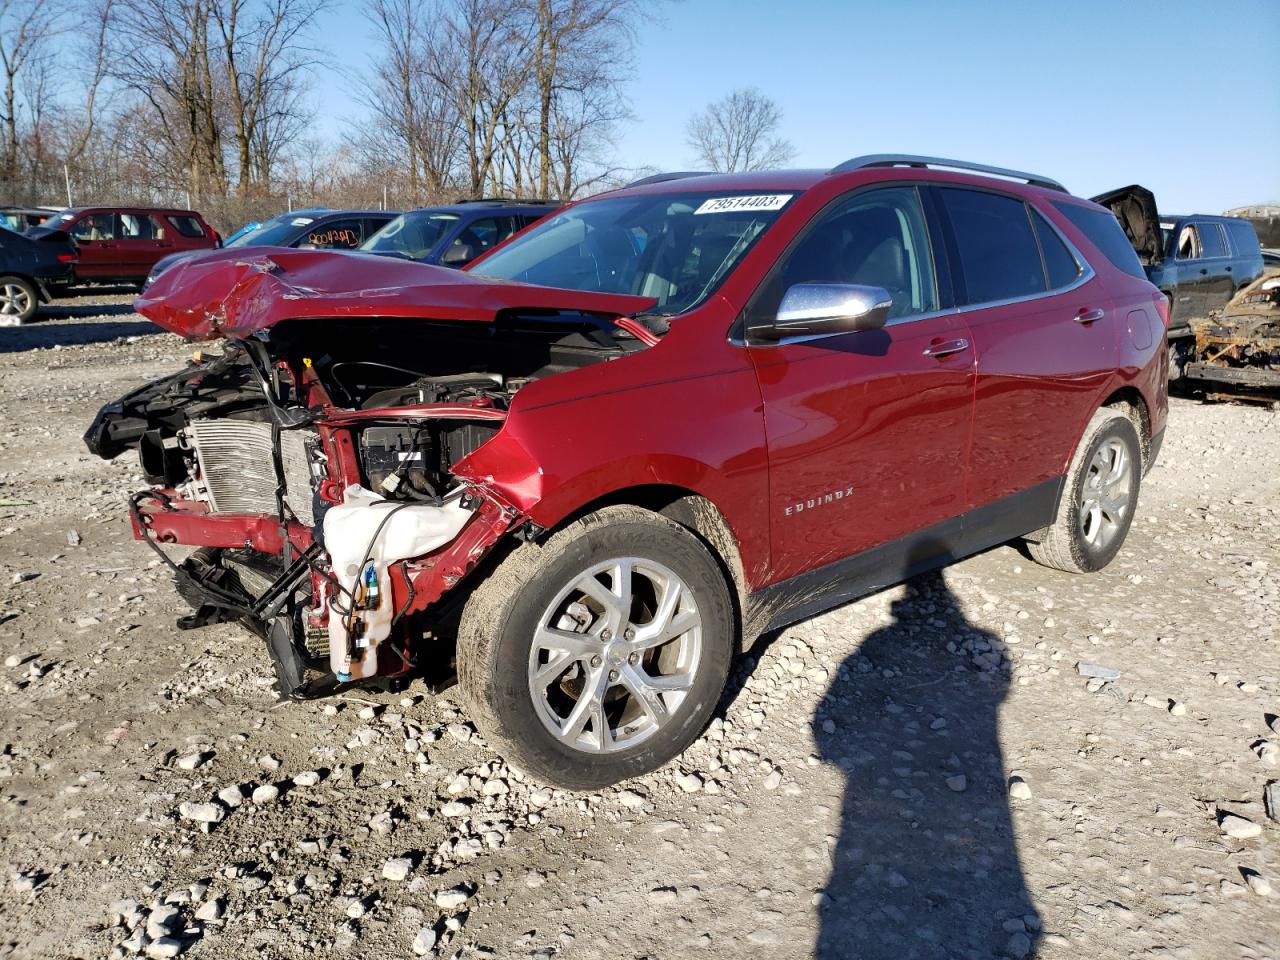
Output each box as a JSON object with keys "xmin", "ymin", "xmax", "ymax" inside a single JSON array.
[
  {"xmin": 1099, "ymin": 386, "xmax": 1153, "ymax": 473},
  {"xmin": 539, "ymin": 484, "xmax": 751, "ymax": 650}
]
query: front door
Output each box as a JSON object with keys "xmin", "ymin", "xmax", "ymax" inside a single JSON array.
[
  {"xmin": 744, "ymin": 185, "xmax": 975, "ymax": 585},
  {"xmin": 67, "ymin": 213, "xmax": 121, "ymax": 280}
]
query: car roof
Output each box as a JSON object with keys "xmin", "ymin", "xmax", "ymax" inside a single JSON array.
[
  {"xmin": 409, "ymin": 201, "xmax": 560, "ymax": 214},
  {"xmin": 601, "ymin": 161, "xmax": 1076, "ymax": 202},
  {"xmin": 272, "ymin": 209, "xmax": 397, "ymax": 220},
  {"xmin": 61, "ymin": 206, "xmax": 205, "ymax": 215}
]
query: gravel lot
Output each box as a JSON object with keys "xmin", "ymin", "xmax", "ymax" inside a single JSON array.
[{"xmin": 1, "ymin": 295, "xmax": 1277, "ymax": 960}]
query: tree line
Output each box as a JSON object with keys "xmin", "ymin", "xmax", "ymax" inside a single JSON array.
[{"xmin": 0, "ymin": 0, "xmax": 794, "ymax": 232}]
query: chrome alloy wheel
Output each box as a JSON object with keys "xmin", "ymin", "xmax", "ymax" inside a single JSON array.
[
  {"xmin": 1079, "ymin": 438, "xmax": 1131, "ymax": 550},
  {"xmin": 0, "ymin": 282, "xmax": 33, "ymax": 324},
  {"xmin": 528, "ymin": 557, "xmax": 703, "ymax": 754}
]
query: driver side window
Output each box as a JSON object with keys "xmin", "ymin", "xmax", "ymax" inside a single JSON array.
[{"xmin": 750, "ymin": 187, "xmax": 938, "ymax": 328}]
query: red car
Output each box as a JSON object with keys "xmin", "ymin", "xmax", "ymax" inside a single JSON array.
[
  {"xmin": 86, "ymin": 155, "xmax": 1168, "ymax": 789},
  {"xmin": 29, "ymin": 206, "xmax": 217, "ymax": 286}
]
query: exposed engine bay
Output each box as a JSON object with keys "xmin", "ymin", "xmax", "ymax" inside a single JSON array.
[{"xmin": 86, "ymin": 313, "xmax": 643, "ymax": 698}]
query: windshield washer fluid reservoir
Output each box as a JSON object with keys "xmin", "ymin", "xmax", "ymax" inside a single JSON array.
[{"xmin": 323, "ymin": 484, "xmax": 472, "ymax": 681}]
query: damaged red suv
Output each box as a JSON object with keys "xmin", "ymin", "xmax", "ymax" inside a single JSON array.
[{"xmin": 86, "ymin": 155, "xmax": 1169, "ymax": 789}]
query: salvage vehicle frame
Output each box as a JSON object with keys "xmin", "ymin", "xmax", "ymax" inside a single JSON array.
[{"xmin": 87, "ymin": 156, "xmax": 1170, "ymax": 787}]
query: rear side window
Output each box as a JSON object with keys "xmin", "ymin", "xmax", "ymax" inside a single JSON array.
[
  {"xmin": 938, "ymin": 188, "xmax": 1044, "ymax": 304},
  {"xmin": 167, "ymin": 215, "xmax": 207, "ymax": 238},
  {"xmin": 1224, "ymin": 218, "xmax": 1259, "ymax": 256},
  {"xmin": 1197, "ymin": 222, "xmax": 1228, "ymax": 258},
  {"xmin": 1030, "ymin": 210, "xmax": 1082, "ymax": 290},
  {"xmin": 1052, "ymin": 201, "xmax": 1147, "ymax": 280},
  {"xmin": 118, "ymin": 214, "xmax": 163, "ymax": 239}
]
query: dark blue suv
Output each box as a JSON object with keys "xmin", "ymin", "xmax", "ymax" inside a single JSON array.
[
  {"xmin": 359, "ymin": 199, "xmax": 558, "ymax": 267},
  {"xmin": 144, "ymin": 208, "xmax": 399, "ymax": 289}
]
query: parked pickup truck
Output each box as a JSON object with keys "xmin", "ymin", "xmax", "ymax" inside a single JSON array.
[{"xmin": 1092, "ymin": 186, "xmax": 1264, "ymax": 376}]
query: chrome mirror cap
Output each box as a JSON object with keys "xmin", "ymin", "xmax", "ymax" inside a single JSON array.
[{"xmin": 760, "ymin": 283, "xmax": 893, "ymax": 340}]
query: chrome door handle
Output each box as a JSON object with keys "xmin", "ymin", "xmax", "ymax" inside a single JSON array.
[
  {"xmin": 1075, "ymin": 308, "xmax": 1105, "ymax": 324},
  {"xmin": 922, "ymin": 338, "xmax": 970, "ymax": 358}
]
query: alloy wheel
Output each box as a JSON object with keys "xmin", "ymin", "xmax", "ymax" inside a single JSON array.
[
  {"xmin": 1079, "ymin": 438, "xmax": 1131, "ymax": 550},
  {"xmin": 0, "ymin": 283, "xmax": 32, "ymax": 323},
  {"xmin": 528, "ymin": 557, "xmax": 703, "ymax": 754}
]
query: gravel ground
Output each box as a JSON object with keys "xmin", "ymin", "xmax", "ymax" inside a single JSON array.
[{"xmin": 0, "ymin": 296, "xmax": 1277, "ymax": 960}]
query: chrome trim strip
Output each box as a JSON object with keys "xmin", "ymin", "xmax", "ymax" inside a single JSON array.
[{"xmin": 828, "ymin": 154, "xmax": 1067, "ymax": 193}]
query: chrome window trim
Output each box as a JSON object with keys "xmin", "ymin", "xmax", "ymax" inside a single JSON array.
[{"xmin": 735, "ymin": 191, "xmax": 1096, "ymax": 348}]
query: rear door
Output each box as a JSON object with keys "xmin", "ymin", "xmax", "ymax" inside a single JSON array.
[
  {"xmin": 1195, "ymin": 221, "xmax": 1235, "ymax": 311},
  {"xmin": 935, "ymin": 187, "xmax": 1118, "ymax": 513},
  {"xmin": 115, "ymin": 212, "xmax": 167, "ymax": 278},
  {"xmin": 747, "ymin": 184, "xmax": 975, "ymax": 583}
]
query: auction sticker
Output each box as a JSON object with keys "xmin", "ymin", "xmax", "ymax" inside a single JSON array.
[{"xmin": 694, "ymin": 194, "xmax": 793, "ymax": 215}]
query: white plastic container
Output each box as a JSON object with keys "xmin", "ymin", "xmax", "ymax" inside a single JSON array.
[{"xmin": 323, "ymin": 484, "xmax": 472, "ymax": 680}]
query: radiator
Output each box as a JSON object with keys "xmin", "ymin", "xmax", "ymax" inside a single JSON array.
[{"xmin": 186, "ymin": 420, "xmax": 318, "ymax": 526}]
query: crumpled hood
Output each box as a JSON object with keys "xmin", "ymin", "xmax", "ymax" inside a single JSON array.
[{"xmin": 134, "ymin": 247, "xmax": 658, "ymax": 340}]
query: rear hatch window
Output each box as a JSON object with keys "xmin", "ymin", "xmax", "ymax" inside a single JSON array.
[{"xmin": 1052, "ymin": 202, "xmax": 1147, "ymax": 280}]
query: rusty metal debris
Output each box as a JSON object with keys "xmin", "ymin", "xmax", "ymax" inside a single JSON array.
[{"xmin": 1184, "ymin": 270, "xmax": 1280, "ymax": 398}]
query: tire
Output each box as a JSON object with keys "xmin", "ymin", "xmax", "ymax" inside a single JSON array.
[
  {"xmin": 1027, "ymin": 408, "xmax": 1142, "ymax": 574},
  {"xmin": 0, "ymin": 276, "xmax": 38, "ymax": 326},
  {"xmin": 457, "ymin": 505, "xmax": 734, "ymax": 790}
]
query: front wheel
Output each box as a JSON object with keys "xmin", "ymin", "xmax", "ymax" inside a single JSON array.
[
  {"xmin": 1027, "ymin": 408, "xmax": 1142, "ymax": 574},
  {"xmin": 0, "ymin": 276, "xmax": 38, "ymax": 326},
  {"xmin": 457, "ymin": 505, "xmax": 734, "ymax": 790}
]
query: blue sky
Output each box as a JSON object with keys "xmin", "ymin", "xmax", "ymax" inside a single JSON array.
[{"xmin": 315, "ymin": 0, "xmax": 1279, "ymax": 212}]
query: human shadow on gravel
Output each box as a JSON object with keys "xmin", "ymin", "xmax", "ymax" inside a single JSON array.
[{"xmin": 814, "ymin": 566, "xmax": 1040, "ymax": 960}]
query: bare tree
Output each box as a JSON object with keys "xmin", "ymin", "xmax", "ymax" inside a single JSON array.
[
  {"xmin": 0, "ymin": 0, "xmax": 61, "ymax": 191},
  {"xmin": 527, "ymin": 0, "xmax": 636, "ymax": 196},
  {"xmin": 211, "ymin": 0, "xmax": 327, "ymax": 194},
  {"xmin": 685, "ymin": 87, "xmax": 795, "ymax": 173}
]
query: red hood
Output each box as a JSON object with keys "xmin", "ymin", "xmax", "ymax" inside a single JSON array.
[{"xmin": 134, "ymin": 247, "xmax": 658, "ymax": 340}]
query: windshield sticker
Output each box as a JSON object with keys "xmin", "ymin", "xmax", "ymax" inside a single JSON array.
[
  {"xmin": 694, "ymin": 194, "xmax": 793, "ymax": 215},
  {"xmin": 291, "ymin": 217, "xmax": 315, "ymax": 226}
]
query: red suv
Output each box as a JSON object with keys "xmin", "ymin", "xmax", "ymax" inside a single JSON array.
[
  {"xmin": 29, "ymin": 207, "xmax": 217, "ymax": 286},
  {"xmin": 86, "ymin": 156, "xmax": 1168, "ymax": 789}
]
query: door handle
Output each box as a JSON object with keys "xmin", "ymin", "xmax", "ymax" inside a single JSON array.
[
  {"xmin": 1074, "ymin": 308, "xmax": 1105, "ymax": 325},
  {"xmin": 922, "ymin": 338, "xmax": 969, "ymax": 358},
  {"xmin": 1199, "ymin": 268, "xmax": 1208, "ymax": 275}
]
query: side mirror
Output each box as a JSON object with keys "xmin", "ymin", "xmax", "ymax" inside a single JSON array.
[
  {"xmin": 755, "ymin": 283, "xmax": 893, "ymax": 341},
  {"xmin": 441, "ymin": 242, "xmax": 474, "ymax": 266}
]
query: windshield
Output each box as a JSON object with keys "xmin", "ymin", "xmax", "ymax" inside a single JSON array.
[
  {"xmin": 362, "ymin": 212, "xmax": 459, "ymax": 259},
  {"xmin": 470, "ymin": 190, "xmax": 796, "ymax": 315},
  {"xmin": 227, "ymin": 215, "xmax": 314, "ymax": 248}
]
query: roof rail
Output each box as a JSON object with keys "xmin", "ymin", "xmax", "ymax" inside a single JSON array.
[
  {"xmin": 829, "ymin": 154, "xmax": 1067, "ymax": 193},
  {"xmin": 452, "ymin": 197, "xmax": 560, "ymax": 205},
  {"xmin": 624, "ymin": 171, "xmax": 716, "ymax": 189}
]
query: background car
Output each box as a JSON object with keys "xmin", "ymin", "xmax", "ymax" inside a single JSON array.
[
  {"xmin": 359, "ymin": 199, "xmax": 558, "ymax": 267},
  {"xmin": 1, "ymin": 206, "xmax": 61, "ymax": 232},
  {"xmin": 0, "ymin": 223, "xmax": 77, "ymax": 325},
  {"xmin": 1092, "ymin": 186, "xmax": 1265, "ymax": 345},
  {"xmin": 26, "ymin": 207, "xmax": 218, "ymax": 288},
  {"xmin": 144, "ymin": 208, "xmax": 398, "ymax": 289}
]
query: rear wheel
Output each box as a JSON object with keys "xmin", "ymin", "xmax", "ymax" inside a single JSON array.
[
  {"xmin": 1027, "ymin": 408, "xmax": 1141, "ymax": 574},
  {"xmin": 457, "ymin": 505, "xmax": 733, "ymax": 790},
  {"xmin": 0, "ymin": 276, "xmax": 37, "ymax": 326}
]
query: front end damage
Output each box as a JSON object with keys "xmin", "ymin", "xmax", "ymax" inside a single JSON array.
[{"xmin": 86, "ymin": 249, "xmax": 656, "ymax": 697}]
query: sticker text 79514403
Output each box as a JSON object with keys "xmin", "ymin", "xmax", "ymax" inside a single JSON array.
[{"xmin": 693, "ymin": 194, "xmax": 793, "ymax": 216}]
